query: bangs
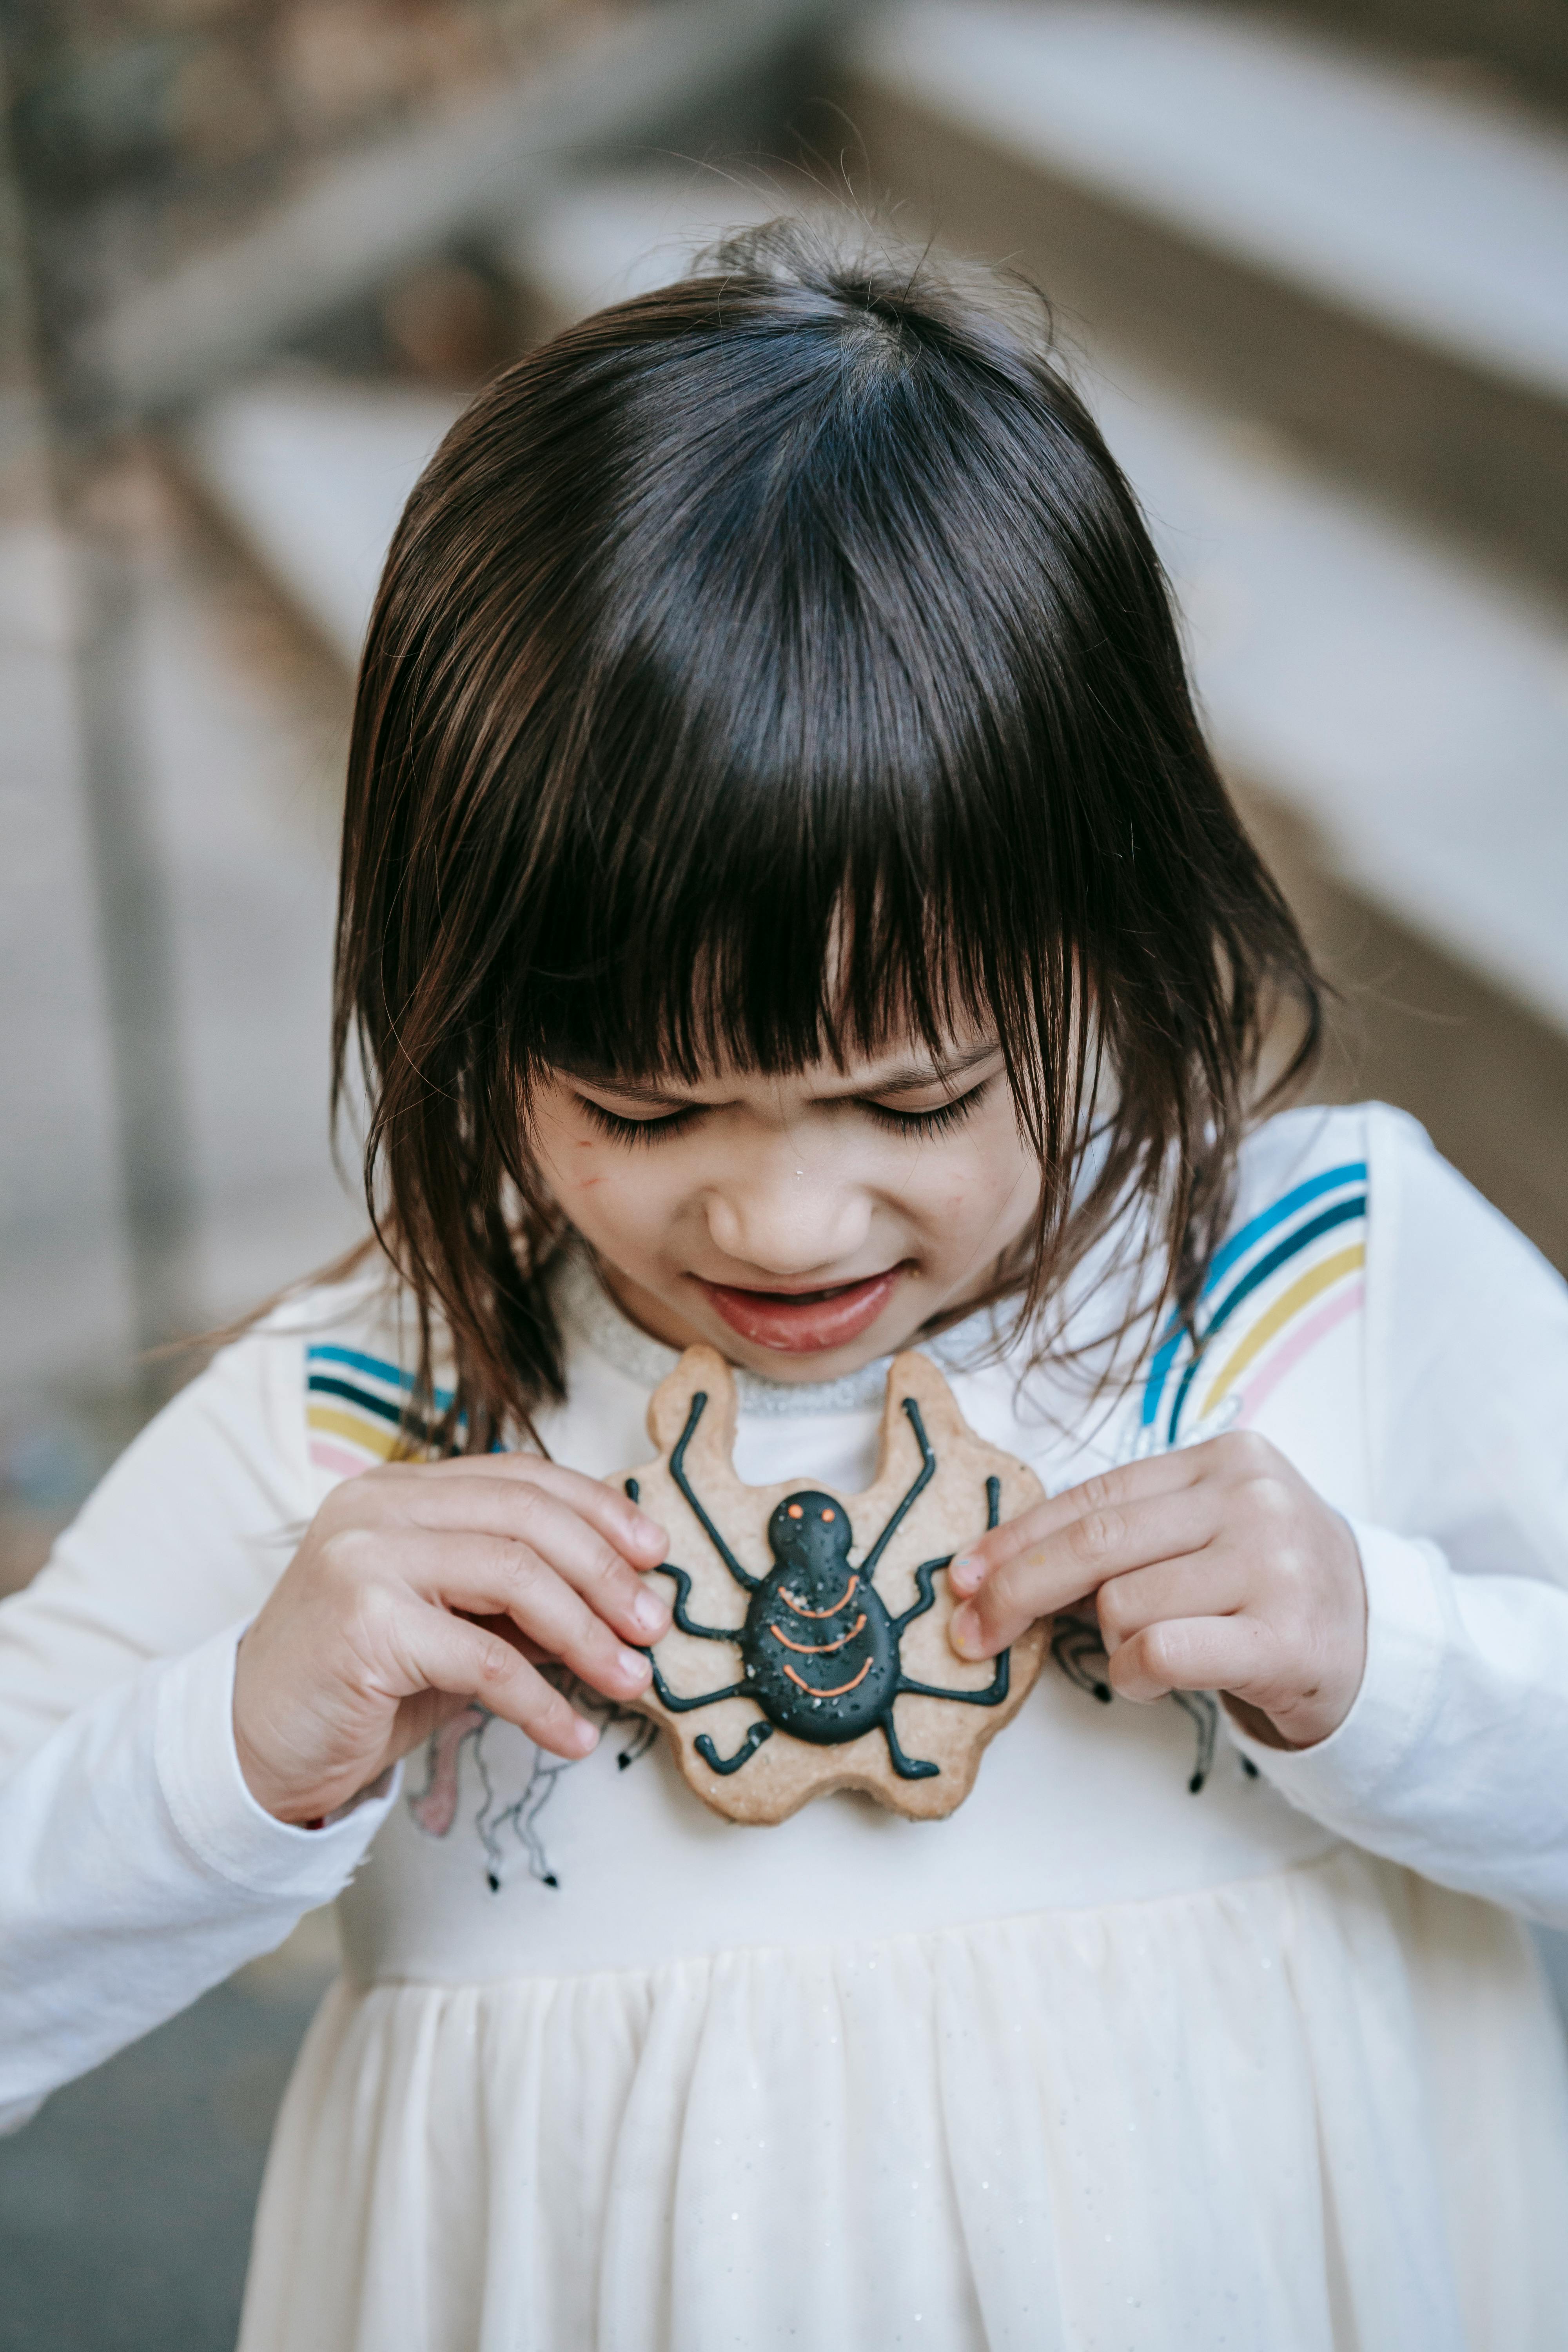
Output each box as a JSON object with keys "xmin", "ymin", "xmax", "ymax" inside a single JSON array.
[
  {"xmin": 528, "ymin": 844, "xmax": 1004, "ymax": 1088},
  {"xmin": 515, "ymin": 605, "xmax": 1056, "ymax": 1100}
]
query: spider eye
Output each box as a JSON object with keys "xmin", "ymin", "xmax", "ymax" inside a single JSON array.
[
  {"xmin": 821, "ymin": 1508, "xmax": 835, "ymax": 1522},
  {"xmin": 787, "ymin": 1503, "xmax": 803, "ymax": 1520}
]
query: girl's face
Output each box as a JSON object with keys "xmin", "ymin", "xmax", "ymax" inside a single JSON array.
[{"xmin": 530, "ymin": 1036, "xmax": 1040, "ymax": 1381}]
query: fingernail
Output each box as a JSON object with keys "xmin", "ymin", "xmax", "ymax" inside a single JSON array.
[
  {"xmin": 571, "ymin": 1717, "xmax": 599, "ymax": 1753},
  {"xmin": 949, "ymin": 1603, "xmax": 982, "ymax": 1656},
  {"xmin": 618, "ymin": 1646, "xmax": 652, "ymax": 1685},
  {"xmin": 632, "ymin": 1590, "xmax": 667, "ymax": 1637},
  {"xmin": 949, "ymin": 1553, "xmax": 980, "ymax": 1593}
]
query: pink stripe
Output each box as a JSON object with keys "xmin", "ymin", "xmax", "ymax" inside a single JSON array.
[
  {"xmin": 1236, "ymin": 1280, "xmax": 1364, "ymax": 1426},
  {"xmin": 309, "ymin": 1438, "xmax": 375, "ymax": 1481}
]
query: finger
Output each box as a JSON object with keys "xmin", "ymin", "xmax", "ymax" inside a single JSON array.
[
  {"xmin": 1106, "ymin": 1613, "xmax": 1278, "ymax": 1704},
  {"xmin": 405, "ymin": 1603, "xmax": 601, "ymax": 1759},
  {"xmin": 399, "ymin": 1479, "xmax": 671, "ymax": 1645},
  {"xmin": 461, "ymin": 1611, "xmax": 553, "ymax": 1668},
  {"xmin": 413, "ymin": 1455, "xmax": 668, "ymax": 1566},
  {"xmin": 1095, "ymin": 1551, "xmax": 1252, "ymax": 1656},
  {"xmin": 401, "ymin": 1532, "xmax": 655, "ymax": 1708},
  {"xmin": 949, "ymin": 1486, "xmax": 1223, "ymax": 1658},
  {"xmin": 948, "ymin": 1449, "xmax": 1210, "ymax": 1593}
]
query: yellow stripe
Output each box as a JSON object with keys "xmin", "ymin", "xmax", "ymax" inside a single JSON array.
[
  {"xmin": 1200, "ymin": 1243, "xmax": 1365, "ymax": 1418},
  {"xmin": 307, "ymin": 1404, "xmax": 400, "ymax": 1460}
]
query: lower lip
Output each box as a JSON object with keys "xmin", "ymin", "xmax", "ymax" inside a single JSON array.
[{"xmin": 696, "ymin": 1267, "xmax": 906, "ymax": 1354}]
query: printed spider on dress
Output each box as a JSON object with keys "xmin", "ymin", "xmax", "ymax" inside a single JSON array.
[
  {"xmin": 407, "ymin": 1680, "xmax": 657, "ymax": 1891},
  {"xmin": 629, "ymin": 1388, "xmax": 1014, "ymax": 1780},
  {"xmin": 1049, "ymin": 1618, "xmax": 1258, "ymax": 1793}
]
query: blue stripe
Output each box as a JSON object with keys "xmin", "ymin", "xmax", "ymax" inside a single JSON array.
[
  {"xmin": 307, "ymin": 1343, "xmax": 453, "ymax": 1411},
  {"xmin": 308, "ymin": 1374, "xmax": 411, "ymax": 1430},
  {"xmin": 1165, "ymin": 1193, "xmax": 1366, "ymax": 1443},
  {"xmin": 307, "ymin": 1343, "xmax": 414, "ymax": 1390},
  {"xmin": 1140, "ymin": 1161, "xmax": 1367, "ymax": 1427}
]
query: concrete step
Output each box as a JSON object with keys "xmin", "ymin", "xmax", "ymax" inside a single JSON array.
[
  {"xmin": 181, "ymin": 377, "xmax": 464, "ymax": 671},
  {"xmin": 1090, "ymin": 368, "xmax": 1568, "ymax": 1038},
  {"xmin": 843, "ymin": 2, "xmax": 1568, "ymax": 590}
]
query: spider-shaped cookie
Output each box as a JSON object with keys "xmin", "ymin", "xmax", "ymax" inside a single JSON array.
[{"xmin": 617, "ymin": 1348, "xmax": 1048, "ymax": 1824}]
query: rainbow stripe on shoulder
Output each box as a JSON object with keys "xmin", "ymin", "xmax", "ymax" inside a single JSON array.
[
  {"xmin": 1140, "ymin": 1160, "xmax": 1367, "ymax": 1447},
  {"xmin": 306, "ymin": 1343, "xmax": 455, "ymax": 1481}
]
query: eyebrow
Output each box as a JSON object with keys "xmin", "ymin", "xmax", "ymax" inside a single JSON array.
[{"xmin": 558, "ymin": 1040, "xmax": 1001, "ymax": 1107}]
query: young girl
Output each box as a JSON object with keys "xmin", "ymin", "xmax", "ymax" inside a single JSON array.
[{"xmin": 4, "ymin": 219, "xmax": 1568, "ymax": 2351}]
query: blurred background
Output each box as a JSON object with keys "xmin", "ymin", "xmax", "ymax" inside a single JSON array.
[{"xmin": 1, "ymin": 0, "xmax": 1565, "ymax": 2339}]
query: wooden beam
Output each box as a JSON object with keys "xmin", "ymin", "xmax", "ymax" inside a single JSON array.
[{"xmin": 88, "ymin": 0, "xmax": 846, "ymax": 417}]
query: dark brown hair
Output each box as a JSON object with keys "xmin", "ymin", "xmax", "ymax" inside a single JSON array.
[{"xmin": 332, "ymin": 216, "xmax": 1320, "ymax": 1448}]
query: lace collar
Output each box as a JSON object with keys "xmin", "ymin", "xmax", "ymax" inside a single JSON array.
[{"xmin": 553, "ymin": 1250, "xmax": 1013, "ymax": 1416}]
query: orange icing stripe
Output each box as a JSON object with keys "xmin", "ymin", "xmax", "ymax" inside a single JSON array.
[
  {"xmin": 768, "ymin": 1613, "xmax": 867, "ymax": 1656},
  {"xmin": 783, "ymin": 1657, "xmax": 873, "ymax": 1699},
  {"xmin": 778, "ymin": 1573, "xmax": 858, "ymax": 1619}
]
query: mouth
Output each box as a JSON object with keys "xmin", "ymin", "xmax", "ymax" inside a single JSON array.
[{"xmin": 694, "ymin": 1266, "xmax": 907, "ymax": 1354}]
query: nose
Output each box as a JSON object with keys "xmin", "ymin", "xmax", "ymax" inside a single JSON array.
[{"xmin": 701, "ymin": 1142, "xmax": 871, "ymax": 1277}]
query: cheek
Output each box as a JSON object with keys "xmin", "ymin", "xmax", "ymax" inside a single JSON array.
[
  {"xmin": 529, "ymin": 1100, "xmax": 671, "ymax": 1266},
  {"xmin": 532, "ymin": 1123, "xmax": 619, "ymax": 1218},
  {"xmin": 569, "ymin": 1160, "xmax": 664, "ymax": 1220},
  {"xmin": 543, "ymin": 1145, "xmax": 688, "ymax": 1263},
  {"xmin": 916, "ymin": 1131, "xmax": 1036, "ymax": 1243}
]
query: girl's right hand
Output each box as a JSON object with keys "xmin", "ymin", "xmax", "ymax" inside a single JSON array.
[{"xmin": 232, "ymin": 1457, "xmax": 671, "ymax": 1825}]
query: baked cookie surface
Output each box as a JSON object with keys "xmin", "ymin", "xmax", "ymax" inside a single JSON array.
[{"xmin": 616, "ymin": 1345, "xmax": 1049, "ymax": 1824}]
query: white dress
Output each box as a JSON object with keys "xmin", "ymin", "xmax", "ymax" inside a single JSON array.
[{"xmin": 4, "ymin": 1103, "xmax": 1568, "ymax": 2350}]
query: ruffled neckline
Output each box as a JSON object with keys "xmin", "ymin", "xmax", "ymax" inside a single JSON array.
[{"xmin": 552, "ymin": 1250, "xmax": 1013, "ymax": 1416}]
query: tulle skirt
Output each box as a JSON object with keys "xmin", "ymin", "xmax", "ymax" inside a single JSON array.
[{"xmin": 239, "ymin": 1850, "xmax": 1568, "ymax": 2352}]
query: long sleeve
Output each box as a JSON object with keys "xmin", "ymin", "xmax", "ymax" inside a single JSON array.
[
  {"xmin": 1232, "ymin": 1105, "xmax": 1568, "ymax": 1926},
  {"xmin": 0, "ymin": 1309, "xmax": 395, "ymax": 2131}
]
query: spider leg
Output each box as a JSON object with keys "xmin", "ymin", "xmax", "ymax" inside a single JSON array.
[
  {"xmin": 1170, "ymin": 1688, "xmax": 1218, "ymax": 1794},
  {"xmin": 879, "ymin": 1710, "xmax": 940, "ymax": 1779},
  {"xmin": 890, "ymin": 1553, "xmax": 948, "ymax": 1634},
  {"xmin": 514, "ymin": 1755, "xmax": 568, "ymax": 1889},
  {"xmin": 898, "ymin": 1648, "xmax": 1012, "ymax": 1708},
  {"xmin": 646, "ymin": 1658, "xmax": 751, "ymax": 1714},
  {"xmin": 695, "ymin": 1722, "xmax": 774, "ymax": 1775},
  {"xmin": 661, "ymin": 1400, "xmax": 762, "ymax": 1593},
  {"xmin": 887, "ymin": 1478, "xmax": 1004, "ymax": 1634},
  {"xmin": 644, "ymin": 1562, "xmax": 742, "ymax": 1642},
  {"xmin": 858, "ymin": 1399, "xmax": 938, "ymax": 1581},
  {"xmin": 1050, "ymin": 1617, "xmax": 1112, "ymax": 1702}
]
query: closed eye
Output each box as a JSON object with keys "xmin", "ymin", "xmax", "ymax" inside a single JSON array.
[
  {"xmin": 575, "ymin": 1098, "xmax": 706, "ymax": 1147},
  {"xmin": 858, "ymin": 1077, "xmax": 993, "ymax": 1138},
  {"xmin": 574, "ymin": 1073, "xmax": 996, "ymax": 1146}
]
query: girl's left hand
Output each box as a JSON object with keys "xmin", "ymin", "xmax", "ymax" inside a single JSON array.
[{"xmin": 946, "ymin": 1433, "xmax": 1367, "ymax": 1750}]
